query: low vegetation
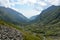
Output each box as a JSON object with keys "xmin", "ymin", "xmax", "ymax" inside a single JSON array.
[{"xmin": 0, "ymin": 20, "xmax": 42, "ymax": 40}]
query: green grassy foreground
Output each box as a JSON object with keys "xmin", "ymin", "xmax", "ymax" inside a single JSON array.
[
  {"xmin": 0, "ymin": 20, "xmax": 42, "ymax": 40},
  {"xmin": 0, "ymin": 20, "xmax": 60, "ymax": 40}
]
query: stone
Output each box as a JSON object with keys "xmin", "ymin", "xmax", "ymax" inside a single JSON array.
[{"xmin": 0, "ymin": 25, "xmax": 23, "ymax": 40}]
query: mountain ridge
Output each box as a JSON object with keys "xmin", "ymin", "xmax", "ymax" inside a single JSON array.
[
  {"xmin": 0, "ymin": 6, "xmax": 29, "ymax": 25},
  {"xmin": 30, "ymin": 5, "xmax": 60, "ymax": 24}
]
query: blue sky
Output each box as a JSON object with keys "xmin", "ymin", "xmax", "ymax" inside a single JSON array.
[{"xmin": 0, "ymin": 0, "xmax": 60, "ymax": 18}]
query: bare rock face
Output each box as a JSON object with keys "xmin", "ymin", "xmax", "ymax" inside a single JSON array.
[{"xmin": 0, "ymin": 25, "xmax": 23, "ymax": 40}]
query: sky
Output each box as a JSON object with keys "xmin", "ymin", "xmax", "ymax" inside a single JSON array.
[{"xmin": 0, "ymin": 0, "xmax": 60, "ymax": 18}]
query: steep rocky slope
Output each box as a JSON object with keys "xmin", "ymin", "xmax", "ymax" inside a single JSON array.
[
  {"xmin": 0, "ymin": 20, "xmax": 41, "ymax": 40},
  {"xmin": 0, "ymin": 25, "xmax": 23, "ymax": 40}
]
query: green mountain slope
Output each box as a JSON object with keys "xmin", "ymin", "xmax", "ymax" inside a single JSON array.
[
  {"xmin": 22, "ymin": 5, "xmax": 60, "ymax": 40},
  {"xmin": 31, "ymin": 5, "xmax": 60, "ymax": 24},
  {"xmin": 0, "ymin": 6, "xmax": 29, "ymax": 25},
  {"xmin": 39, "ymin": 5, "xmax": 60, "ymax": 25},
  {"xmin": 24, "ymin": 5, "xmax": 60, "ymax": 36}
]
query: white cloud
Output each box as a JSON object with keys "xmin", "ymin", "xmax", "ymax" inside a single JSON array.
[
  {"xmin": 0, "ymin": 0, "xmax": 60, "ymax": 18},
  {"xmin": 12, "ymin": 0, "xmax": 37, "ymax": 5},
  {"xmin": 37, "ymin": 1, "xmax": 47, "ymax": 6},
  {"xmin": 17, "ymin": 0, "xmax": 28, "ymax": 5},
  {"xmin": 0, "ymin": 0, "xmax": 10, "ymax": 7},
  {"xmin": 46, "ymin": 0, "xmax": 60, "ymax": 6},
  {"xmin": 0, "ymin": 0, "xmax": 60, "ymax": 8},
  {"xmin": 15, "ymin": 0, "xmax": 47, "ymax": 6},
  {"xmin": 28, "ymin": 0, "xmax": 37, "ymax": 3}
]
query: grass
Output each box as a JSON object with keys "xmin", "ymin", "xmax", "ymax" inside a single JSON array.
[
  {"xmin": 0, "ymin": 20, "xmax": 42, "ymax": 40},
  {"xmin": 1, "ymin": 20, "xmax": 60, "ymax": 40}
]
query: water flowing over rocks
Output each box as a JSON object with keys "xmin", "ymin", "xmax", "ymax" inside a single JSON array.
[{"xmin": 0, "ymin": 25, "xmax": 23, "ymax": 40}]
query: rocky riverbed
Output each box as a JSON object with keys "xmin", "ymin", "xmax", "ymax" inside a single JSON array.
[{"xmin": 0, "ymin": 25, "xmax": 23, "ymax": 40}]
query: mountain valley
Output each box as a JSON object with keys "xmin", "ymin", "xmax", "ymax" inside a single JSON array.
[{"xmin": 0, "ymin": 5, "xmax": 60, "ymax": 40}]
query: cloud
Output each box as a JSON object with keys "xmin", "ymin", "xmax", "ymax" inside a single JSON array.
[
  {"xmin": 0, "ymin": 0, "xmax": 60, "ymax": 18},
  {"xmin": 0, "ymin": 0, "xmax": 60, "ymax": 8},
  {"xmin": 37, "ymin": 1, "xmax": 47, "ymax": 6},
  {"xmin": 28, "ymin": 0, "xmax": 37, "ymax": 3},
  {"xmin": 10, "ymin": 0, "xmax": 37, "ymax": 5},
  {"xmin": 0, "ymin": 0, "xmax": 10, "ymax": 7},
  {"xmin": 16, "ymin": 0, "xmax": 28, "ymax": 5},
  {"xmin": 9, "ymin": 0, "xmax": 18, "ymax": 2},
  {"xmin": 45, "ymin": 0, "xmax": 60, "ymax": 6}
]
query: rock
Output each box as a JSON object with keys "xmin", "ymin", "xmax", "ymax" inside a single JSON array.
[
  {"xmin": 0, "ymin": 34, "xmax": 1, "ymax": 39},
  {"xmin": 0, "ymin": 25, "xmax": 23, "ymax": 40}
]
